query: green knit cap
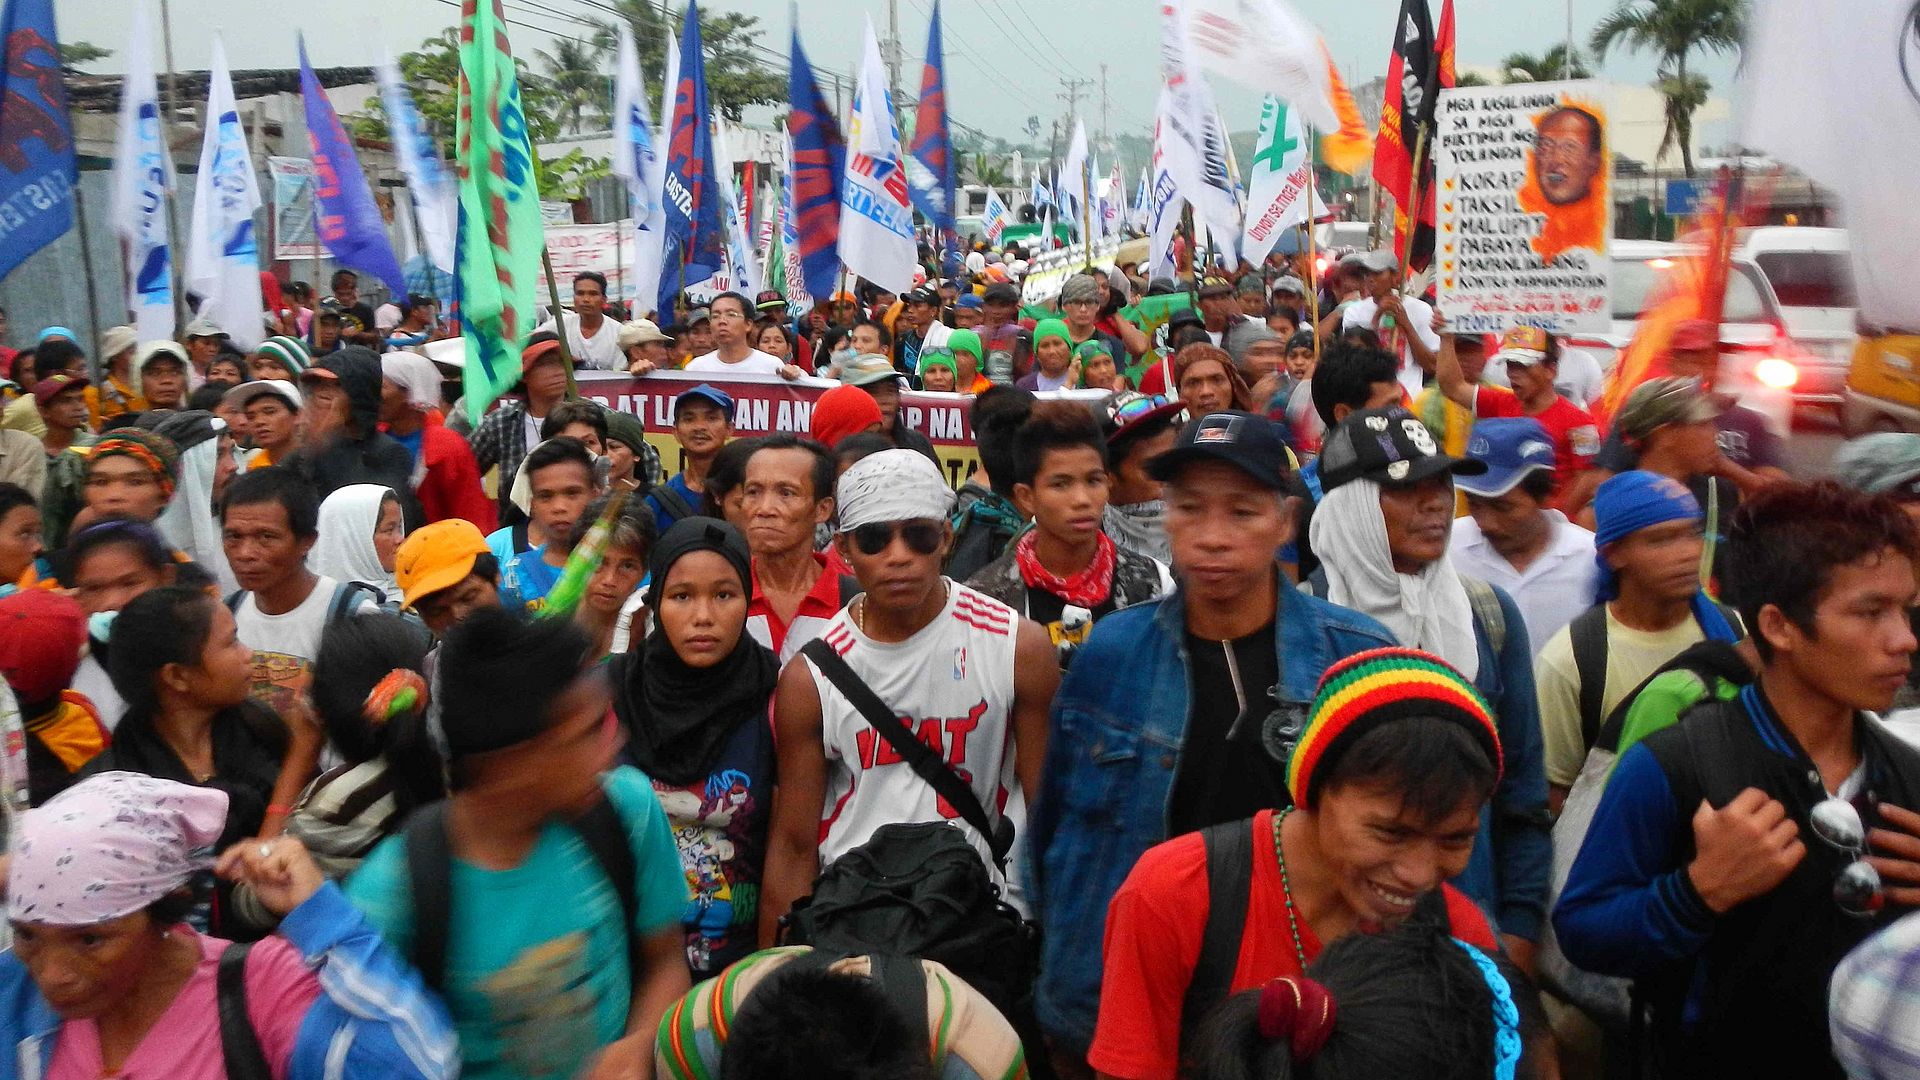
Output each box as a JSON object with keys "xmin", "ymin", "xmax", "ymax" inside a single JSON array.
[
  {"xmin": 946, "ymin": 328, "xmax": 982, "ymax": 362},
  {"xmin": 1034, "ymin": 318, "xmax": 1071, "ymax": 350},
  {"xmin": 256, "ymin": 335, "xmax": 310, "ymax": 375}
]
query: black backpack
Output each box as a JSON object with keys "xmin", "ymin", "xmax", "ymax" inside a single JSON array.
[
  {"xmin": 215, "ymin": 942, "xmax": 274, "ymax": 1080},
  {"xmin": 781, "ymin": 639, "xmax": 1036, "ymax": 1016},
  {"xmin": 400, "ymin": 793, "xmax": 641, "ymax": 994}
]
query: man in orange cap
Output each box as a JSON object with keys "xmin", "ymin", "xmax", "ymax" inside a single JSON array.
[{"xmin": 467, "ymin": 330, "xmax": 579, "ymax": 518}]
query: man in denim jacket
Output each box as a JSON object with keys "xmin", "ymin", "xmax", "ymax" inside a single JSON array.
[{"xmin": 1025, "ymin": 411, "xmax": 1396, "ymax": 1071}]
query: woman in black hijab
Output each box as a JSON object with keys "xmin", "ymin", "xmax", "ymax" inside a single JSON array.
[{"xmin": 608, "ymin": 517, "xmax": 780, "ymax": 977}]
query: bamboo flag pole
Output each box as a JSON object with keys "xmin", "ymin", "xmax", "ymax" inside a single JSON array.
[
  {"xmin": 1399, "ymin": 123, "xmax": 1432, "ymax": 289},
  {"xmin": 1304, "ymin": 125, "xmax": 1322, "ymax": 363}
]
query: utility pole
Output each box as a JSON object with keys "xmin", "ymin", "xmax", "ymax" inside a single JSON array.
[
  {"xmin": 886, "ymin": 0, "xmax": 903, "ymax": 131},
  {"xmin": 1058, "ymin": 76, "xmax": 1092, "ymax": 132},
  {"xmin": 1099, "ymin": 63, "xmax": 1110, "ymax": 155}
]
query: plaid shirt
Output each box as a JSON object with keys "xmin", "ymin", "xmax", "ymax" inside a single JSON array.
[
  {"xmin": 466, "ymin": 399, "xmax": 662, "ymax": 512},
  {"xmin": 1831, "ymin": 908, "xmax": 1920, "ymax": 1078}
]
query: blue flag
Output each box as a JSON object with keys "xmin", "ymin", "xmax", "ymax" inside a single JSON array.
[
  {"xmin": 0, "ymin": 0, "xmax": 74, "ymax": 280},
  {"xmin": 661, "ymin": 0, "xmax": 725, "ymax": 315},
  {"xmin": 908, "ymin": 0, "xmax": 958, "ymax": 277},
  {"xmin": 299, "ymin": 37, "xmax": 405, "ymax": 298},
  {"xmin": 787, "ymin": 24, "xmax": 845, "ymax": 301}
]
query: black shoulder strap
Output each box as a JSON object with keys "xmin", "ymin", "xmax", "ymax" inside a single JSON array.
[
  {"xmin": 571, "ymin": 792, "xmax": 645, "ymax": 992},
  {"xmin": 1570, "ymin": 604, "xmax": 1611, "ymax": 751},
  {"xmin": 404, "ymin": 800, "xmax": 454, "ymax": 994},
  {"xmin": 1180, "ymin": 818, "xmax": 1256, "ymax": 1054},
  {"xmin": 217, "ymin": 942, "xmax": 274, "ymax": 1080},
  {"xmin": 225, "ymin": 589, "xmax": 246, "ymax": 613},
  {"xmin": 1593, "ymin": 639, "xmax": 1755, "ymax": 754},
  {"xmin": 654, "ymin": 482, "xmax": 696, "ymax": 524},
  {"xmin": 1679, "ymin": 703, "xmax": 1750, "ymax": 809},
  {"xmin": 869, "ymin": 953, "xmax": 931, "ymax": 1063},
  {"xmin": 799, "ymin": 637, "xmax": 1012, "ymax": 865}
]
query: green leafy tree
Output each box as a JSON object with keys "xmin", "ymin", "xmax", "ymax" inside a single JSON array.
[
  {"xmin": 1501, "ymin": 44, "xmax": 1592, "ymax": 82},
  {"xmin": 1590, "ymin": 0, "xmax": 1746, "ymax": 176},
  {"xmin": 590, "ymin": 0, "xmax": 784, "ymax": 122},
  {"xmin": 536, "ymin": 38, "xmax": 608, "ymax": 135},
  {"xmin": 1456, "ymin": 71, "xmax": 1492, "ymax": 87},
  {"xmin": 968, "ymin": 153, "xmax": 1013, "ymax": 188},
  {"xmin": 59, "ymin": 41, "xmax": 112, "ymax": 68}
]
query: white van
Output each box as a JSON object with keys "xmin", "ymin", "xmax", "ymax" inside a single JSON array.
[{"xmin": 1737, "ymin": 226, "xmax": 1856, "ymax": 405}]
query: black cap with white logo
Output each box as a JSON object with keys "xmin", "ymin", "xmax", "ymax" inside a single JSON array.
[
  {"xmin": 1147, "ymin": 410, "xmax": 1294, "ymax": 491},
  {"xmin": 1318, "ymin": 406, "xmax": 1488, "ymax": 493}
]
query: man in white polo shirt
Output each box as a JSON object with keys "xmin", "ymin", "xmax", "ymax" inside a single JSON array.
[
  {"xmin": 684, "ymin": 292, "xmax": 804, "ymax": 380},
  {"xmin": 1448, "ymin": 416, "xmax": 1599, "ymax": 658}
]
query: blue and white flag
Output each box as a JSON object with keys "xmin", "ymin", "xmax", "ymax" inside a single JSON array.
[
  {"xmin": 777, "ymin": 132, "xmax": 810, "ymax": 307},
  {"xmin": 982, "ymin": 187, "xmax": 1008, "ymax": 245},
  {"xmin": 300, "ymin": 37, "xmax": 406, "ymax": 299},
  {"xmin": 186, "ymin": 37, "xmax": 265, "ymax": 349},
  {"xmin": 377, "ymin": 47, "xmax": 455, "ymax": 276},
  {"xmin": 839, "ymin": 19, "xmax": 916, "ymax": 292},
  {"xmin": 110, "ymin": 0, "xmax": 172, "ymax": 340},
  {"xmin": 633, "ymin": 24, "xmax": 677, "ymax": 313},
  {"xmin": 710, "ymin": 119, "xmax": 760, "ymax": 296},
  {"xmin": 0, "ymin": 0, "xmax": 75, "ymax": 281},
  {"xmin": 662, "ymin": 1, "xmax": 726, "ymax": 315},
  {"xmin": 611, "ymin": 22, "xmax": 658, "ymax": 302}
]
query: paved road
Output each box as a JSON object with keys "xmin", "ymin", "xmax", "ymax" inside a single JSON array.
[{"xmin": 1786, "ymin": 408, "xmax": 1847, "ymax": 479}]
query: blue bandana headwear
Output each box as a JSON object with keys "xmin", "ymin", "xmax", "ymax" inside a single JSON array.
[{"xmin": 1591, "ymin": 470, "xmax": 1739, "ymax": 641}]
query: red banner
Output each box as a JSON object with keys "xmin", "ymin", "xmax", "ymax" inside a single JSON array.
[{"xmin": 574, "ymin": 369, "xmax": 987, "ymax": 486}]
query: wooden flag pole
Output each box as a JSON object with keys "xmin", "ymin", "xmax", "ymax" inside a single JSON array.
[
  {"xmin": 1399, "ymin": 123, "xmax": 1431, "ymax": 289},
  {"xmin": 1304, "ymin": 126, "xmax": 1322, "ymax": 363},
  {"xmin": 541, "ymin": 245, "xmax": 579, "ymax": 397}
]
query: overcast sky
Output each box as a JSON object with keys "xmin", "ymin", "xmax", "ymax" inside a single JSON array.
[{"xmin": 60, "ymin": 0, "xmax": 1740, "ymax": 145}]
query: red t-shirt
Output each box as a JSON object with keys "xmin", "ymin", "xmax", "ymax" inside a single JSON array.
[
  {"xmin": 1471, "ymin": 386, "xmax": 1601, "ymax": 496},
  {"xmin": 1087, "ymin": 809, "xmax": 1498, "ymax": 1080}
]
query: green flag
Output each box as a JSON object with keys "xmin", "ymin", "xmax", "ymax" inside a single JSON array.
[{"xmin": 455, "ymin": 0, "xmax": 544, "ymax": 425}]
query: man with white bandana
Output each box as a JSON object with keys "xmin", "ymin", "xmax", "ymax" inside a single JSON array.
[
  {"xmin": 758, "ymin": 449, "xmax": 1059, "ymax": 943},
  {"xmin": 1309, "ymin": 404, "xmax": 1553, "ymax": 972}
]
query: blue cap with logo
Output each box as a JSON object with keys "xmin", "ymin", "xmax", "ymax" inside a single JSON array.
[
  {"xmin": 1457, "ymin": 417, "xmax": 1557, "ymax": 498},
  {"xmin": 674, "ymin": 383, "xmax": 735, "ymax": 420},
  {"xmin": 1147, "ymin": 410, "xmax": 1294, "ymax": 491}
]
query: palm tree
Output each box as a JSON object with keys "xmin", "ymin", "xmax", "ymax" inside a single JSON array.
[
  {"xmin": 536, "ymin": 38, "xmax": 607, "ymax": 135},
  {"xmin": 1589, "ymin": 0, "xmax": 1746, "ymax": 176},
  {"xmin": 969, "ymin": 153, "xmax": 1013, "ymax": 188},
  {"xmin": 1501, "ymin": 44, "xmax": 1593, "ymax": 83}
]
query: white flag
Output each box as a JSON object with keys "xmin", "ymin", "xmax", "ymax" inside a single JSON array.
[
  {"xmin": 710, "ymin": 120, "xmax": 761, "ymax": 297},
  {"xmin": 1183, "ymin": 0, "xmax": 1341, "ymax": 131},
  {"xmin": 110, "ymin": 0, "xmax": 173, "ymax": 342},
  {"xmin": 376, "ymin": 49, "xmax": 456, "ymax": 276},
  {"xmin": 1148, "ymin": 88, "xmax": 1189, "ymax": 280},
  {"xmin": 610, "ymin": 23, "xmax": 659, "ymax": 300},
  {"xmin": 839, "ymin": 20, "xmax": 917, "ymax": 293},
  {"xmin": 632, "ymin": 25, "xmax": 678, "ymax": 313},
  {"xmin": 1158, "ymin": 0, "xmax": 1240, "ymax": 262},
  {"xmin": 1241, "ymin": 95, "xmax": 1329, "ymax": 265},
  {"xmin": 778, "ymin": 132, "xmax": 810, "ymax": 308},
  {"xmin": 1741, "ymin": 0, "xmax": 1919, "ymax": 330},
  {"xmin": 186, "ymin": 37, "xmax": 265, "ymax": 350},
  {"xmin": 1060, "ymin": 119, "xmax": 1089, "ymax": 223}
]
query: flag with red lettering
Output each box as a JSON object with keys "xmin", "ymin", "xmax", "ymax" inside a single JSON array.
[{"xmin": 1373, "ymin": 0, "xmax": 1450, "ymax": 269}]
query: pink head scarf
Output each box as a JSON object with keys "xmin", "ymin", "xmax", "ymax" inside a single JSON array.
[{"xmin": 8, "ymin": 772, "xmax": 229, "ymax": 926}]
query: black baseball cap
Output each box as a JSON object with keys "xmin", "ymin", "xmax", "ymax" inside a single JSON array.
[
  {"xmin": 1318, "ymin": 406, "xmax": 1488, "ymax": 493},
  {"xmin": 1148, "ymin": 410, "xmax": 1293, "ymax": 490},
  {"xmin": 982, "ymin": 283, "xmax": 1021, "ymax": 305}
]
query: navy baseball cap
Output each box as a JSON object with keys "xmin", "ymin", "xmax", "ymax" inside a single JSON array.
[
  {"xmin": 955, "ymin": 294, "xmax": 984, "ymax": 310},
  {"xmin": 1147, "ymin": 410, "xmax": 1293, "ymax": 490},
  {"xmin": 1457, "ymin": 417, "xmax": 1557, "ymax": 498},
  {"xmin": 1318, "ymin": 406, "xmax": 1487, "ymax": 493},
  {"xmin": 674, "ymin": 383, "xmax": 735, "ymax": 420}
]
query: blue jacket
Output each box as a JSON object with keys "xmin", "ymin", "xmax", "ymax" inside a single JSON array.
[
  {"xmin": 0, "ymin": 882, "xmax": 459, "ymax": 1080},
  {"xmin": 1024, "ymin": 575, "xmax": 1396, "ymax": 1054}
]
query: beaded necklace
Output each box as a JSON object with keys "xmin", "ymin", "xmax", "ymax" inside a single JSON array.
[{"xmin": 1271, "ymin": 807, "xmax": 1308, "ymax": 969}]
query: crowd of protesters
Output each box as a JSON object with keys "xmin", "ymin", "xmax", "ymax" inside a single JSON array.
[{"xmin": 0, "ymin": 237, "xmax": 1915, "ymax": 1080}]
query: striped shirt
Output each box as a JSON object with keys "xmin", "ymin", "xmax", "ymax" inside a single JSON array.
[
  {"xmin": 654, "ymin": 946, "xmax": 1027, "ymax": 1080},
  {"xmin": 1831, "ymin": 909, "xmax": 1920, "ymax": 1078}
]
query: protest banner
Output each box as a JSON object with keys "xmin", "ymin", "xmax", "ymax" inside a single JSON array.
[
  {"xmin": 1018, "ymin": 237, "xmax": 1122, "ymax": 305},
  {"xmin": 268, "ymin": 157, "xmax": 323, "ymax": 260},
  {"xmin": 536, "ymin": 220, "xmax": 638, "ymax": 297},
  {"xmin": 1433, "ymin": 80, "xmax": 1611, "ymax": 335},
  {"xmin": 569, "ymin": 370, "xmax": 1106, "ymax": 491}
]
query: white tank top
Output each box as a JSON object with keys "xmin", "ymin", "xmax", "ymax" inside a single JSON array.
[{"xmin": 805, "ymin": 580, "xmax": 1024, "ymax": 873}]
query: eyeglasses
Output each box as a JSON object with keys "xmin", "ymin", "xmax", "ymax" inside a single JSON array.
[
  {"xmin": 849, "ymin": 519, "xmax": 944, "ymax": 557},
  {"xmin": 1810, "ymin": 797, "xmax": 1884, "ymax": 917}
]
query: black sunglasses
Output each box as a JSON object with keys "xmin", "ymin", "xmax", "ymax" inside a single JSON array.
[{"xmin": 850, "ymin": 520, "xmax": 945, "ymax": 557}]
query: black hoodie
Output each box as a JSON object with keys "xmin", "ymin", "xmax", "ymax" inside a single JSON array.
[{"xmin": 283, "ymin": 345, "xmax": 425, "ymax": 528}]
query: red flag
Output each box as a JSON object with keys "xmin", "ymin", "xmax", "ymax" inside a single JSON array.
[{"xmin": 1373, "ymin": 0, "xmax": 1444, "ymax": 269}]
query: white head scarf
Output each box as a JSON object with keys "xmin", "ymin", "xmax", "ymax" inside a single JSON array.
[
  {"xmin": 1309, "ymin": 478, "xmax": 1480, "ymax": 680},
  {"xmin": 311, "ymin": 484, "xmax": 400, "ymax": 601},
  {"xmin": 380, "ymin": 351, "xmax": 442, "ymax": 411},
  {"xmin": 155, "ymin": 430, "xmax": 236, "ymax": 593},
  {"xmin": 9, "ymin": 772, "xmax": 228, "ymax": 925},
  {"xmin": 835, "ymin": 448, "xmax": 956, "ymax": 531}
]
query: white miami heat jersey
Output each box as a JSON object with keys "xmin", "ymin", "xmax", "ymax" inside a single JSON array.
[{"xmin": 805, "ymin": 579, "xmax": 1023, "ymax": 871}]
